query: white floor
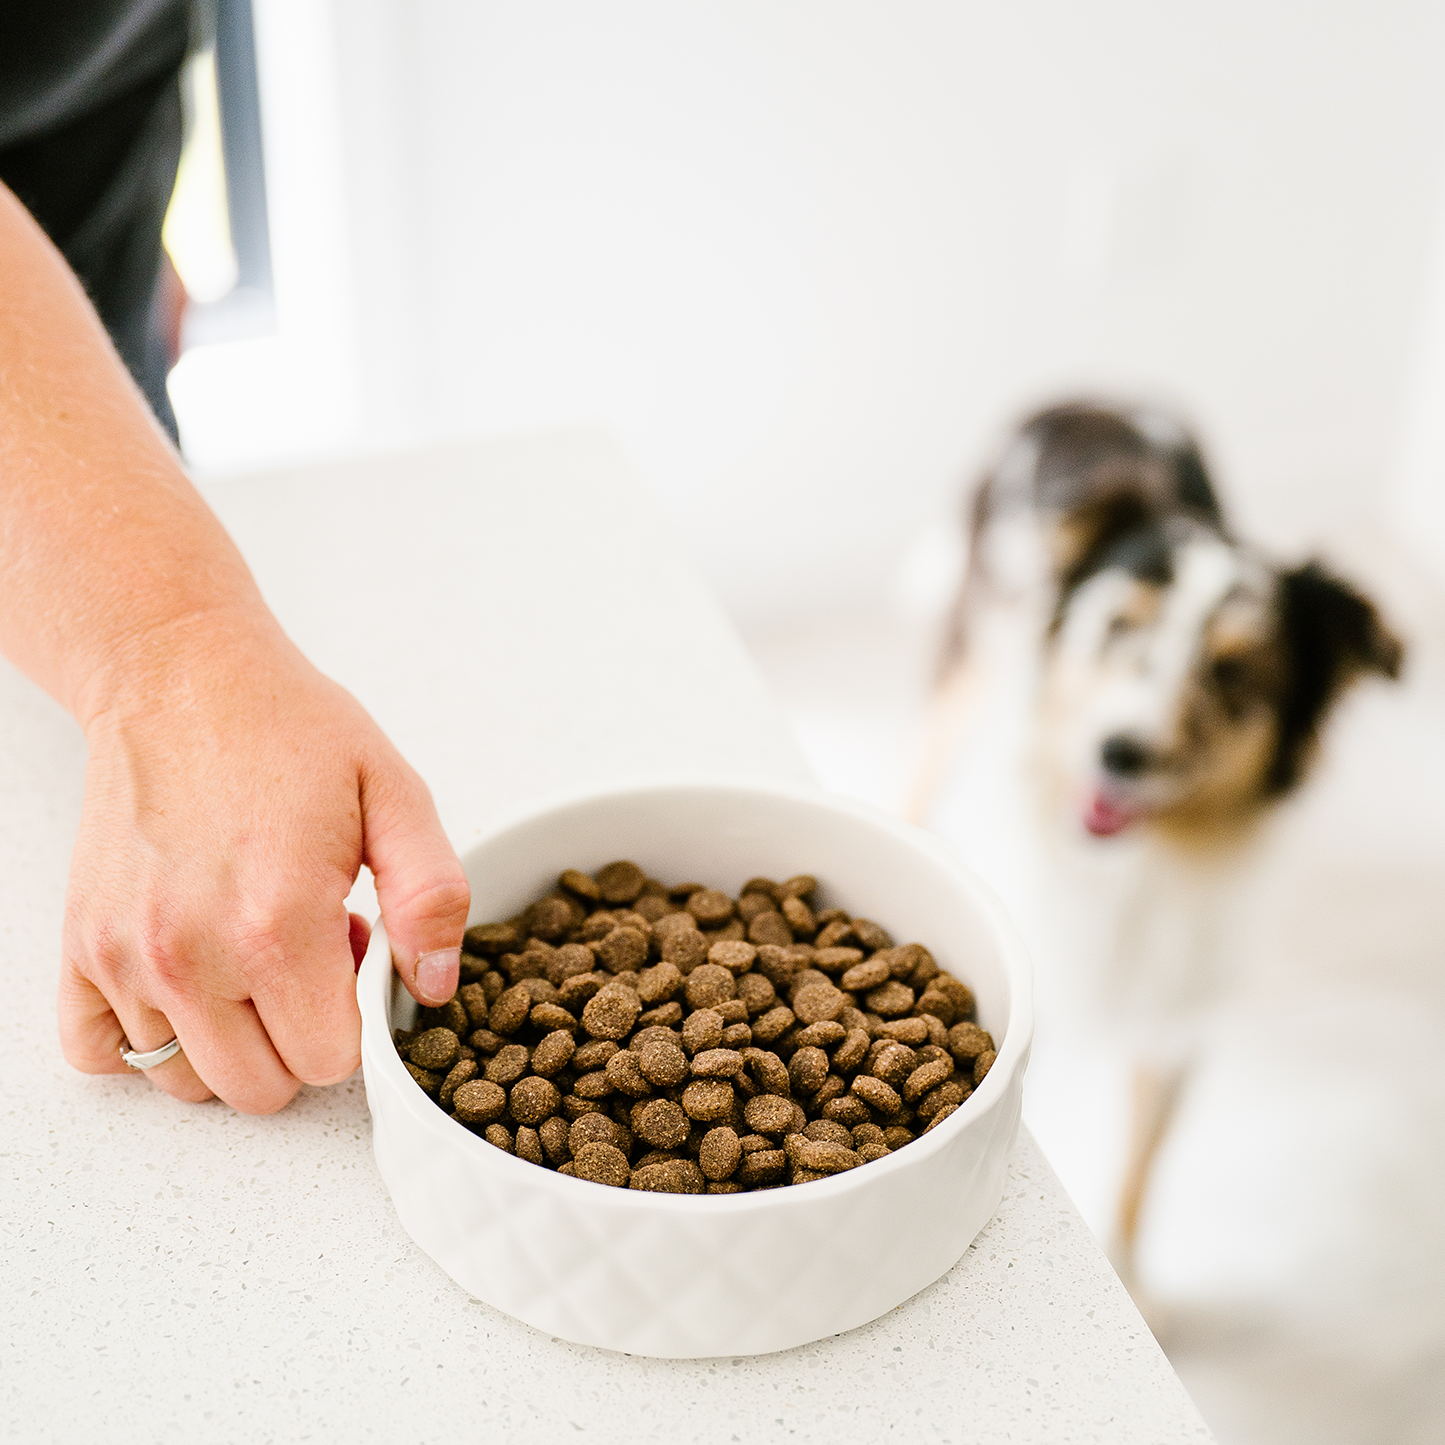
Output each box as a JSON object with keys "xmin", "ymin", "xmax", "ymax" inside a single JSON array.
[{"xmin": 738, "ymin": 525, "xmax": 1445, "ymax": 1445}]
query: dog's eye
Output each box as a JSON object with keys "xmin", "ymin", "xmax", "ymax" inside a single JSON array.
[{"xmin": 1210, "ymin": 656, "xmax": 1247, "ymax": 692}]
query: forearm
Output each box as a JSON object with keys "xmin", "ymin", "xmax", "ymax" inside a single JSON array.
[{"xmin": 0, "ymin": 182, "xmax": 272, "ymax": 728}]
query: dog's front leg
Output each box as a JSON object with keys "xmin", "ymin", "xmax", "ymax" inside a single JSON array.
[{"xmin": 1113, "ymin": 1058, "xmax": 1188, "ymax": 1298}]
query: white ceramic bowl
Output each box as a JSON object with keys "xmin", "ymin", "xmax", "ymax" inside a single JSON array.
[{"xmin": 358, "ymin": 779, "xmax": 1032, "ymax": 1358}]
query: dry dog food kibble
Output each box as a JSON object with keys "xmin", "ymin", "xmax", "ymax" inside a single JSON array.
[{"xmin": 393, "ymin": 864, "xmax": 994, "ymax": 1193}]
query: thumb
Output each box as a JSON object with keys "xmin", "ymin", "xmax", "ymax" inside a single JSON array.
[{"xmin": 361, "ymin": 753, "xmax": 470, "ymax": 1007}]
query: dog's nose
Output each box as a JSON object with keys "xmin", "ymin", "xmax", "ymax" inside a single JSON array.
[{"xmin": 1100, "ymin": 733, "xmax": 1151, "ymax": 777}]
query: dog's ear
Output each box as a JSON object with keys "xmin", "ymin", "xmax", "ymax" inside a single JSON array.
[{"xmin": 1269, "ymin": 561, "xmax": 1404, "ymax": 793}]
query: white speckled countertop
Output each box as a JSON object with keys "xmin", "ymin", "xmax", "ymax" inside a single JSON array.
[{"xmin": 0, "ymin": 429, "xmax": 1211, "ymax": 1444}]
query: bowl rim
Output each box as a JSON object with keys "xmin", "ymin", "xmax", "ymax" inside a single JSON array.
[{"xmin": 359, "ymin": 775, "xmax": 1034, "ymax": 1213}]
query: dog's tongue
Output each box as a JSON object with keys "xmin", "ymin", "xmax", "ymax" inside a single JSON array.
[{"xmin": 1085, "ymin": 791, "xmax": 1136, "ymax": 837}]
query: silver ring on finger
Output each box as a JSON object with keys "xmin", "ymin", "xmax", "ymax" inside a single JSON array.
[{"xmin": 120, "ymin": 1037, "xmax": 182, "ymax": 1070}]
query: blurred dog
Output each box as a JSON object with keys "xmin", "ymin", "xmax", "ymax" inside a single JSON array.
[{"xmin": 911, "ymin": 401, "xmax": 1403, "ymax": 1273}]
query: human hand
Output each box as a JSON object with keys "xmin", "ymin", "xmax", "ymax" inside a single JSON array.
[{"xmin": 56, "ymin": 612, "xmax": 470, "ymax": 1112}]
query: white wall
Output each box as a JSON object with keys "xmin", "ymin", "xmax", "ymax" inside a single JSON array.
[{"xmin": 175, "ymin": 1, "xmax": 1445, "ymax": 620}]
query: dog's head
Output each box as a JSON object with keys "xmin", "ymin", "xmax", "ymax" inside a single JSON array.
[{"xmin": 1039, "ymin": 500, "xmax": 1402, "ymax": 841}]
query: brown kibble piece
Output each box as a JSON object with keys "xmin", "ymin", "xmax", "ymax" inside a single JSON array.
[
  {"xmin": 709, "ymin": 940, "xmax": 757, "ymax": 975},
  {"xmin": 485, "ymin": 1044, "xmax": 530, "ymax": 1087},
  {"xmin": 597, "ymin": 927, "xmax": 649, "ymax": 974},
  {"xmin": 409, "ymin": 1028, "xmax": 461, "ymax": 1072},
  {"xmin": 569, "ymin": 1111, "xmax": 627, "ymax": 1150},
  {"xmin": 780, "ymin": 896, "xmax": 815, "ymax": 937},
  {"xmin": 746, "ymin": 911, "xmax": 793, "ymax": 947},
  {"xmin": 851, "ymin": 1075, "xmax": 902, "ymax": 1116},
  {"xmin": 879, "ymin": 1017, "xmax": 930, "ymax": 1045},
  {"xmin": 572, "ymin": 1038, "xmax": 619, "ymax": 1072},
  {"xmin": 557, "ymin": 973, "xmax": 606, "ymax": 1011},
  {"xmin": 515, "ymin": 1126, "xmax": 545, "ymax": 1165},
  {"xmin": 973, "ymin": 1049, "xmax": 997, "ymax": 1085},
  {"xmin": 637, "ymin": 961, "xmax": 684, "ymax": 1005},
  {"xmin": 948, "ymin": 1022, "xmax": 995, "ymax": 1062},
  {"xmin": 680, "ymin": 1007, "xmax": 725, "ymax": 1056},
  {"xmin": 784, "ymin": 1135, "xmax": 861, "ymax": 1174},
  {"xmin": 631, "ymin": 895, "xmax": 672, "ymax": 922},
  {"xmin": 485, "ymin": 1124, "xmax": 513, "ymax": 1152},
  {"xmin": 699, "ymin": 1126, "xmax": 743, "ymax": 1181},
  {"xmin": 813, "ymin": 947, "xmax": 863, "ymax": 977},
  {"xmin": 489, "ymin": 986, "xmax": 532, "ymax": 1036},
  {"xmin": 439, "ymin": 1058, "xmax": 478, "ymax": 1107},
  {"xmin": 743, "ymin": 1093, "xmax": 795, "ymax": 1135},
  {"xmin": 832, "ymin": 1028, "xmax": 871, "ymax": 1073},
  {"xmin": 814, "ymin": 920, "xmax": 856, "ymax": 949},
  {"xmin": 870, "ymin": 1042, "xmax": 917, "ymax": 1088},
  {"xmin": 792, "ymin": 1021, "xmax": 846, "ymax": 1050},
  {"xmin": 596, "ymin": 860, "xmax": 647, "ymax": 905},
  {"xmin": 531, "ymin": 1029, "xmax": 576, "ymax": 1077},
  {"xmin": 661, "ymin": 929, "xmax": 709, "ymax": 972},
  {"xmin": 635, "ymin": 1098, "xmax": 690, "ymax": 1149},
  {"xmin": 691, "ymin": 1048, "xmax": 744, "ymax": 1079},
  {"xmin": 737, "ymin": 892, "xmax": 777, "ymax": 924},
  {"xmin": 866, "ymin": 980, "xmax": 916, "ymax": 1017},
  {"xmin": 458, "ymin": 983, "xmax": 491, "ymax": 1028},
  {"xmin": 803, "ymin": 1118, "xmax": 853, "ymax": 1146},
  {"xmin": 904, "ymin": 1057, "xmax": 954, "ymax": 1102},
  {"xmin": 793, "ymin": 983, "xmax": 846, "ymax": 1025},
  {"xmin": 882, "ymin": 1125, "xmax": 914, "ymax": 1149},
  {"xmin": 736, "ymin": 1150, "xmax": 786, "ymax": 1186},
  {"xmin": 573, "ymin": 1070, "xmax": 613, "ymax": 1100},
  {"xmin": 573, "ymin": 1142, "xmax": 632, "ymax": 1187},
  {"xmin": 630, "ymin": 1159, "xmax": 705, "ymax": 1194},
  {"xmin": 822, "ymin": 1096, "xmax": 870, "ymax": 1127},
  {"xmin": 852, "ymin": 918, "xmax": 893, "ymax": 951},
  {"xmin": 751, "ymin": 1005, "xmax": 795, "ymax": 1042},
  {"xmin": 404, "ymin": 1062, "xmax": 441, "ymax": 1095},
  {"xmin": 735, "ymin": 973, "xmax": 777, "ymax": 1018},
  {"xmin": 934, "ymin": 973, "xmax": 976, "ymax": 1019},
  {"xmin": 918, "ymin": 1080, "xmax": 967, "ymax": 1120},
  {"xmin": 539, "ymin": 1114, "xmax": 572, "ymax": 1163},
  {"xmin": 788, "ymin": 1046, "xmax": 829, "ymax": 1096},
  {"xmin": 686, "ymin": 889, "xmax": 734, "ymax": 926},
  {"xmin": 780, "ymin": 875, "xmax": 817, "ymax": 899},
  {"xmin": 582, "ymin": 985, "xmax": 642, "ymax": 1040},
  {"xmin": 465, "ymin": 921, "xmax": 522, "ymax": 956},
  {"xmin": 526, "ymin": 895, "xmax": 576, "ymax": 942},
  {"xmin": 638, "ymin": 1037, "xmax": 689, "ymax": 1086},
  {"xmin": 743, "ymin": 1048, "xmax": 791, "ymax": 1096},
  {"xmin": 915, "ymin": 990, "xmax": 957, "ymax": 1027},
  {"xmin": 653, "ymin": 911, "xmax": 699, "ymax": 941},
  {"xmin": 684, "ymin": 964, "xmax": 736, "ymax": 1010},
  {"xmin": 924, "ymin": 1103, "xmax": 960, "ymax": 1133},
  {"xmin": 530, "ymin": 1002, "xmax": 578, "ymax": 1035},
  {"xmin": 562, "ymin": 1095, "xmax": 606, "ymax": 1120},
  {"xmin": 560, "ymin": 868, "xmax": 601, "ymax": 901},
  {"xmin": 510, "ymin": 1076, "xmax": 561, "ymax": 1125},
  {"xmin": 681, "ymin": 1079, "xmax": 734, "ymax": 1121},
  {"xmin": 453, "ymin": 1079, "xmax": 508, "ymax": 1124},
  {"xmin": 840, "ymin": 957, "xmax": 890, "ymax": 993}
]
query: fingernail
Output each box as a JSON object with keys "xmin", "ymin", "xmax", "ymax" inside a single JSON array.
[{"xmin": 416, "ymin": 947, "xmax": 460, "ymax": 1004}]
